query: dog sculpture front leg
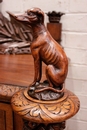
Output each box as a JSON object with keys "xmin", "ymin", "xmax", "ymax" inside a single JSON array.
[
  {"xmin": 33, "ymin": 58, "xmax": 42, "ymax": 85},
  {"xmin": 28, "ymin": 50, "xmax": 42, "ymax": 94},
  {"xmin": 30, "ymin": 49, "xmax": 42, "ymax": 87}
]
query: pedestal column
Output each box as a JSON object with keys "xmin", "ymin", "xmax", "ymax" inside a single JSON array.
[{"xmin": 11, "ymin": 89, "xmax": 80, "ymax": 130}]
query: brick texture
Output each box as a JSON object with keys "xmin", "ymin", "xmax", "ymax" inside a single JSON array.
[
  {"xmin": 69, "ymin": 0, "xmax": 87, "ymax": 13},
  {"xmin": 62, "ymin": 33, "xmax": 87, "ymax": 49},
  {"xmin": 61, "ymin": 14, "xmax": 87, "ymax": 32}
]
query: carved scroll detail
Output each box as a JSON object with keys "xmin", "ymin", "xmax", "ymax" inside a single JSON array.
[
  {"xmin": 0, "ymin": 84, "xmax": 26, "ymax": 101},
  {"xmin": 11, "ymin": 89, "xmax": 80, "ymax": 124}
]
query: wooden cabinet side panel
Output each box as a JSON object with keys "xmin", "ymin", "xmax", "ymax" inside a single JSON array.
[
  {"xmin": 0, "ymin": 110, "xmax": 6, "ymax": 130},
  {"xmin": 13, "ymin": 113, "xmax": 23, "ymax": 130},
  {"xmin": 0, "ymin": 103, "xmax": 13, "ymax": 130}
]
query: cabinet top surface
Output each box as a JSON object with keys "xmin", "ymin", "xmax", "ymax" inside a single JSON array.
[{"xmin": 0, "ymin": 55, "xmax": 45, "ymax": 87}]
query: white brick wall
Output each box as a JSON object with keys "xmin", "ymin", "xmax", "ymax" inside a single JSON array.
[
  {"xmin": 0, "ymin": 0, "xmax": 87, "ymax": 130},
  {"xmin": 62, "ymin": 33, "xmax": 87, "ymax": 49},
  {"xmin": 69, "ymin": 0, "xmax": 87, "ymax": 13},
  {"xmin": 62, "ymin": 14, "xmax": 87, "ymax": 32}
]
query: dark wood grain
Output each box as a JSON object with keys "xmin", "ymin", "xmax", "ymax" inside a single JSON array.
[
  {"xmin": 47, "ymin": 23, "xmax": 62, "ymax": 42},
  {"xmin": 13, "ymin": 113, "xmax": 23, "ymax": 130},
  {"xmin": 0, "ymin": 110, "xmax": 5, "ymax": 130},
  {"xmin": 0, "ymin": 54, "xmax": 46, "ymax": 87},
  {"xmin": 0, "ymin": 103, "xmax": 13, "ymax": 130}
]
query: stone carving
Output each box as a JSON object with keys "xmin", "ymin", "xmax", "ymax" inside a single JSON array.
[{"xmin": 14, "ymin": 7, "xmax": 68, "ymax": 100}]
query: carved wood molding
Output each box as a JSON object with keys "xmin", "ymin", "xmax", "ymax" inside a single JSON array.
[
  {"xmin": 0, "ymin": 12, "xmax": 33, "ymax": 54},
  {"xmin": 11, "ymin": 89, "xmax": 80, "ymax": 124},
  {"xmin": 22, "ymin": 119, "xmax": 65, "ymax": 130},
  {"xmin": 0, "ymin": 84, "xmax": 26, "ymax": 102}
]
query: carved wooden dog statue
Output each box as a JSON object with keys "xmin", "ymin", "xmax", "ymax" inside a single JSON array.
[{"xmin": 16, "ymin": 7, "xmax": 68, "ymax": 93}]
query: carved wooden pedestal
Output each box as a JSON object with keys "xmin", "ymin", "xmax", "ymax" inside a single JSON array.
[
  {"xmin": 10, "ymin": 7, "xmax": 80, "ymax": 130},
  {"xmin": 11, "ymin": 89, "xmax": 80, "ymax": 130}
]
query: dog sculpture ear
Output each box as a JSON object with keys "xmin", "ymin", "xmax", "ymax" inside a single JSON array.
[{"xmin": 36, "ymin": 10, "xmax": 44, "ymax": 24}]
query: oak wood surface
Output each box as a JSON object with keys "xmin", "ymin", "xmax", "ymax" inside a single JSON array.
[{"xmin": 0, "ymin": 54, "xmax": 46, "ymax": 87}]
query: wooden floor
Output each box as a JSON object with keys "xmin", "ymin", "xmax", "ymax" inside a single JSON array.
[{"xmin": 0, "ymin": 54, "xmax": 46, "ymax": 87}]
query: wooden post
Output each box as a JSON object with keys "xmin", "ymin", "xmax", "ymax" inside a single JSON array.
[{"xmin": 47, "ymin": 23, "xmax": 62, "ymax": 43}]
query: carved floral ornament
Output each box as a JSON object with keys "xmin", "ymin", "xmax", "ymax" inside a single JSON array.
[
  {"xmin": 0, "ymin": 84, "xmax": 25, "ymax": 101},
  {"xmin": 11, "ymin": 89, "xmax": 80, "ymax": 124}
]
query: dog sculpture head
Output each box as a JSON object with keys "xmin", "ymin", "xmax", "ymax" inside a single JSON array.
[
  {"xmin": 27, "ymin": 7, "xmax": 44, "ymax": 24},
  {"xmin": 15, "ymin": 7, "xmax": 44, "ymax": 25}
]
